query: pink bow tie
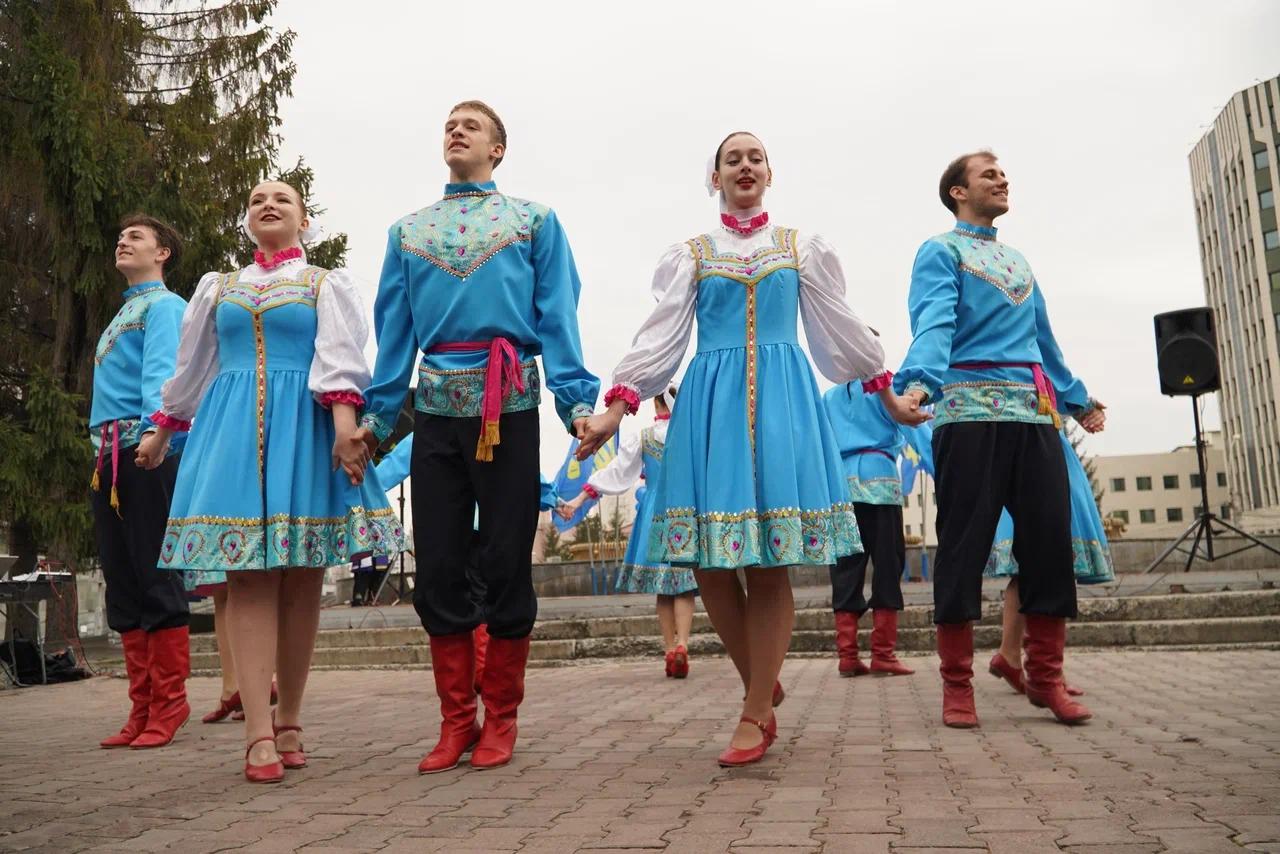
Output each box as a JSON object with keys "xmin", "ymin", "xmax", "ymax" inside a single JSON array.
[
  {"xmin": 253, "ymin": 246, "xmax": 303, "ymax": 270},
  {"xmin": 720, "ymin": 211, "xmax": 769, "ymax": 235}
]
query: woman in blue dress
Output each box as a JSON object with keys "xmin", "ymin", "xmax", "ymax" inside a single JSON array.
[
  {"xmin": 144, "ymin": 180, "xmax": 403, "ymax": 782},
  {"xmin": 560, "ymin": 387, "xmax": 700, "ymax": 679},
  {"xmin": 985, "ymin": 429, "xmax": 1113, "ymax": 695},
  {"xmin": 583, "ymin": 133, "xmax": 925, "ymax": 766}
]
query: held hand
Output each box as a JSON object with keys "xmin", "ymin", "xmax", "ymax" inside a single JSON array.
[
  {"xmin": 557, "ymin": 495, "xmax": 584, "ymax": 521},
  {"xmin": 333, "ymin": 429, "xmax": 372, "ymax": 486},
  {"xmin": 355, "ymin": 426, "xmax": 379, "ymax": 456},
  {"xmin": 133, "ymin": 431, "xmax": 169, "ymax": 470},
  {"xmin": 574, "ymin": 411, "xmax": 621, "ymax": 461},
  {"xmin": 888, "ymin": 391, "xmax": 933, "ymax": 427},
  {"xmin": 1078, "ymin": 401, "xmax": 1107, "ymax": 434}
]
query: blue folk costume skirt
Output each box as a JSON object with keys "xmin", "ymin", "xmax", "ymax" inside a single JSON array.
[
  {"xmin": 984, "ymin": 430, "xmax": 1114, "ymax": 585},
  {"xmin": 615, "ymin": 484, "xmax": 699, "ymax": 595},
  {"xmin": 645, "ymin": 342, "xmax": 862, "ymax": 569}
]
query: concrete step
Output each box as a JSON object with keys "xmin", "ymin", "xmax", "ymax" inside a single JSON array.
[
  {"xmin": 187, "ymin": 613, "xmax": 1280, "ymax": 672},
  {"xmin": 187, "ymin": 589, "xmax": 1280, "ymax": 654}
]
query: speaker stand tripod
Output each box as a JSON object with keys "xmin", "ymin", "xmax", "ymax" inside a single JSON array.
[{"xmin": 1145, "ymin": 394, "xmax": 1280, "ymax": 572}]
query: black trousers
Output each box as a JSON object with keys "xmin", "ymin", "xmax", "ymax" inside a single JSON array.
[
  {"xmin": 829, "ymin": 502, "xmax": 905, "ymax": 614},
  {"xmin": 90, "ymin": 447, "xmax": 189, "ymax": 633},
  {"xmin": 411, "ymin": 410, "xmax": 539, "ymax": 639},
  {"xmin": 932, "ymin": 421, "xmax": 1075, "ymax": 624}
]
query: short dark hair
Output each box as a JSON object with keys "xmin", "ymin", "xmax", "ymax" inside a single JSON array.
[
  {"xmin": 119, "ymin": 213, "xmax": 183, "ymax": 273},
  {"xmin": 450, "ymin": 100, "xmax": 507, "ymax": 167},
  {"xmin": 938, "ymin": 150, "xmax": 997, "ymax": 214},
  {"xmin": 714, "ymin": 131, "xmax": 769, "ymax": 171}
]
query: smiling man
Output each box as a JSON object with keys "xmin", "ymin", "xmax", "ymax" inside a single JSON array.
[
  {"xmin": 359, "ymin": 100, "xmax": 599, "ymax": 774},
  {"xmin": 895, "ymin": 151, "xmax": 1106, "ymax": 730},
  {"xmin": 91, "ymin": 214, "xmax": 192, "ymax": 750}
]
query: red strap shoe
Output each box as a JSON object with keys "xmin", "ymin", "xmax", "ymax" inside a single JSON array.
[
  {"xmin": 101, "ymin": 630, "xmax": 150, "ymax": 748},
  {"xmin": 772, "ymin": 680, "xmax": 785, "ymax": 707},
  {"xmin": 273, "ymin": 724, "xmax": 306, "ymax": 769},
  {"xmin": 664, "ymin": 649, "xmax": 676, "ymax": 678},
  {"xmin": 202, "ymin": 691, "xmax": 242, "ymax": 724},
  {"xmin": 672, "ymin": 645, "xmax": 689, "ymax": 679},
  {"xmin": 987, "ymin": 652, "xmax": 1025, "ymax": 694},
  {"xmin": 938, "ymin": 623, "xmax": 979, "ymax": 729},
  {"xmin": 717, "ymin": 717, "xmax": 773, "ymax": 767},
  {"xmin": 834, "ymin": 611, "xmax": 870, "ymax": 677},
  {"xmin": 244, "ymin": 737, "xmax": 284, "ymax": 784},
  {"xmin": 869, "ymin": 609, "xmax": 914, "ymax": 675}
]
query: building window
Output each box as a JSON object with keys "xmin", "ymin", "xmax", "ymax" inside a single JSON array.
[
  {"xmin": 1266, "ymin": 230, "xmax": 1280, "ymax": 250},
  {"xmin": 1217, "ymin": 471, "xmax": 1227, "ymax": 487},
  {"xmin": 1167, "ymin": 508, "xmax": 1184, "ymax": 522},
  {"xmin": 1263, "ymin": 189, "xmax": 1276, "ymax": 210},
  {"xmin": 1163, "ymin": 475, "xmax": 1180, "ymax": 489},
  {"xmin": 1137, "ymin": 476, "xmax": 1153, "ymax": 491},
  {"xmin": 1139, "ymin": 509, "xmax": 1156, "ymax": 524},
  {"xmin": 1271, "ymin": 272, "xmax": 1280, "ymax": 291},
  {"xmin": 903, "ymin": 496, "xmax": 911, "ymax": 508},
  {"xmin": 1190, "ymin": 473, "xmax": 1202, "ymax": 488},
  {"xmin": 1257, "ymin": 149, "xmax": 1271, "ymax": 170},
  {"xmin": 1221, "ymin": 504, "xmax": 1231, "ymax": 519},
  {"xmin": 1110, "ymin": 477, "xmax": 1126, "ymax": 492},
  {"xmin": 1112, "ymin": 510, "xmax": 1130, "ymax": 524},
  {"xmin": 905, "ymin": 525, "xmax": 912, "ymax": 535}
]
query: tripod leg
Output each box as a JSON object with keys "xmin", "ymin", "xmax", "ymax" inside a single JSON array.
[
  {"xmin": 1144, "ymin": 518, "xmax": 1202, "ymax": 573},
  {"xmin": 1183, "ymin": 518, "xmax": 1207, "ymax": 573},
  {"xmin": 1209, "ymin": 518, "xmax": 1280, "ymax": 557}
]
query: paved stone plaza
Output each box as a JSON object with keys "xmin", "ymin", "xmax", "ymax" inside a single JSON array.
[{"xmin": 2, "ymin": 650, "xmax": 1278, "ymax": 853}]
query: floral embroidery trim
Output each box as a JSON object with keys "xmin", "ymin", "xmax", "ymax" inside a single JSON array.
[
  {"xmin": 847, "ymin": 475, "xmax": 904, "ymax": 506},
  {"xmin": 217, "ymin": 266, "xmax": 330, "ymax": 315},
  {"xmin": 934, "ymin": 381, "xmax": 1055, "ymax": 426},
  {"xmin": 566, "ymin": 402, "xmax": 595, "ymax": 431},
  {"xmin": 359, "ymin": 412, "xmax": 394, "ymax": 444},
  {"xmin": 687, "ymin": 227, "xmax": 799, "ymax": 287},
  {"xmin": 936, "ymin": 230, "xmax": 1034, "ymax": 306},
  {"xmin": 319, "ymin": 390, "xmax": 364, "ymax": 409},
  {"xmin": 416, "ymin": 358, "xmax": 541, "ymax": 419},
  {"xmin": 646, "ymin": 504, "xmax": 863, "ymax": 569},
  {"xmin": 604, "ymin": 383, "xmax": 641, "ymax": 416},
  {"xmin": 640, "ymin": 425, "xmax": 665, "ymax": 462},
  {"xmin": 151, "ymin": 410, "xmax": 191, "ymax": 432},
  {"xmin": 953, "ymin": 226, "xmax": 995, "ymax": 241},
  {"xmin": 252, "ymin": 313, "xmax": 267, "ymax": 486},
  {"xmin": 398, "ymin": 194, "xmax": 548, "ymax": 279}
]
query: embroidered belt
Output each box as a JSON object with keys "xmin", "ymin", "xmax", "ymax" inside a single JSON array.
[
  {"xmin": 428, "ymin": 338, "xmax": 525, "ymax": 462},
  {"xmin": 952, "ymin": 361, "xmax": 1060, "ymax": 428}
]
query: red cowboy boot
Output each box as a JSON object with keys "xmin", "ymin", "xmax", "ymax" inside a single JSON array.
[
  {"xmin": 419, "ymin": 632, "xmax": 481, "ymax": 774},
  {"xmin": 937, "ymin": 622, "xmax": 979, "ymax": 728},
  {"xmin": 130, "ymin": 626, "xmax": 191, "ymax": 748},
  {"xmin": 470, "ymin": 635, "xmax": 531, "ymax": 770},
  {"xmin": 1023, "ymin": 615, "xmax": 1092, "ymax": 725},
  {"xmin": 473, "ymin": 623, "xmax": 490, "ymax": 696},
  {"xmin": 100, "ymin": 630, "xmax": 150, "ymax": 748},
  {"xmin": 869, "ymin": 609, "xmax": 914, "ymax": 675},
  {"xmin": 834, "ymin": 611, "xmax": 870, "ymax": 677}
]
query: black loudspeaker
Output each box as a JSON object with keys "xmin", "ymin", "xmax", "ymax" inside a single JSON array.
[{"xmin": 1154, "ymin": 308, "xmax": 1220, "ymax": 396}]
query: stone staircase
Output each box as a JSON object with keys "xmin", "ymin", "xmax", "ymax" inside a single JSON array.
[{"xmin": 186, "ymin": 589, "xmax": 1280, "ymax": 673}]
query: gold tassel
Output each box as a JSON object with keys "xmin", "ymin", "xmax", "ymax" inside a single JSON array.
[
  {"xmin": 90, "ymin": 468, "xmax": 100, "ymax": 492},
  {"xmin": 110, "ymin": 484, "xmax": 122, "ymax": 519},
  {"xmin": 474, "ymin": 420, "xmax": 500, "ymax": 462},
  {"xmin": 1037, "ymin": 392, "xmax": 1062, "ymax": 430}
]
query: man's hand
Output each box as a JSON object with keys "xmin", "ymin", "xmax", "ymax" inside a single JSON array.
[
  {"xmin": 333, "ymin": 428, "xmax": 372, "ymax": 486},
  {"xmin": 557, "ymin": 494, "xmax": 585, "ymax": 521},
  {"xmin": 134, "ymin": 430, "xmax": 170, "ymax": 470},
  {"xmin": 575, "ymin": 409, "xmax": 623, "ymax": 460},
  {"xmin": 355, "ymin": 426, "xmax": 379, "ymax": 456},
  {"xmin": 1077, "ymin": 401, "xmax": 1107, "ymax": 434},
  {"xmin": 884, "ymin": 389, "xmax": 932, "ymax": 426}
]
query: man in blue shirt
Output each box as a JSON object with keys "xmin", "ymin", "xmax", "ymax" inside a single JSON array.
[
  {"xmin": 896, "ymin": 152, "xmax": 1105, "ymax": 729},
  {"xmin": 91, "ymin": 214, "xmax": 191, "ymax": 750},
  {"xmin": 359, "ymin": 100, "xmax": 599, "ymax": 774}
]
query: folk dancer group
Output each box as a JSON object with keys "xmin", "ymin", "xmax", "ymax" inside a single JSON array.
[{"xmin": 87, "ymin": 99, "xmax": 1107, "ymax": 780}]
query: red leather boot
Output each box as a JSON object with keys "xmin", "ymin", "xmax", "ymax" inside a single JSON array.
[
  {"xmin": 470, "ymin": 634, "xmax": 530, "ymax": 770},
  {"xmin": 419, "ymin": 632, "xmax": 480, "ymax": 774},
  {"xmin": 473, "ymin": 623, "xmax": 490, "ymax": 696},
  {"xmin": 869, "ymin": 609, "xmax": 914, "ymax": 676},
  {"xmin": 672, "ymin": 644, "xmax": 689, "ymax": 679},
  {"xmin": 100, "ymin": 630, "xmax": 150, "ymax": 748},
  {"xmin": 1023, "ymin": 615, "xmax": 1092, "ymax": 725},
  {"xmin": 131, "ymin": 626, "xmax": 191, "ymax": 748},
  {"xmin": 937, "ymin": 622, "xmax": 979, "ymax": 728},
  {"xmin": 834, "ymin": 611, "xmax": 869, "ymax": 677}
]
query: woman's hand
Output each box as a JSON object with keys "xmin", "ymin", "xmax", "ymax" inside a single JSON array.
[
  {"xmin": 557, "ymin": 493, "xmax": 586, "ymax": 521},
  {"xmin": 575, "ymin": 401, "xmax": 628, "ymax": 460},
  {"xmin": 882, "ymin": 388, "xmax": 933, "ymax": 426},
  {"xmin": 330, "ymin": 401, "xmax": 369, "ymax": 485},
  {"xmin": 1077, "ymin": 401, "xmax": 1107, "ymax": 434},
  {"xmin": 134, "ymin": 429, "xmax": 171, "ymax": 470}
]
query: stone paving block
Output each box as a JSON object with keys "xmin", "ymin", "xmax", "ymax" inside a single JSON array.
[
  {"xmin": 1047, "ymin": 817, "xmax": 1163, "ymax": 847},
  {"xmin": 974, "ymin": 829, "xmax": 1064, "ymax": 853},
  {"xmin": 1219, "ymin": 814, "xmax": 1280, "ymax": 844},
  {"xmin": 810, "ymin": 834, "xmax": 895, "ymax": 853},
  {"xmin": 891, "ymin": 819, "xmax": 985, "ymax": 848}
]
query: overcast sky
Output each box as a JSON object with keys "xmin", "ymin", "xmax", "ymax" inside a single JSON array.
[{"xmin": 273, "ymin": 0, "xmax": 1279, "ymax": 478}]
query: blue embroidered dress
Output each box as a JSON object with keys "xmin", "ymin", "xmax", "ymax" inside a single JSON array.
[
  {"xmin": 155, "ymin": 256, "xmax": 403, "ymax": 573},
  {"xmin": 894, "ymin": 221, "xmax": 1097, "ymax": 426},
  {"xmin": 985, "ymin": 429, "xmax": 1114, "ymax": 584},
  {"xmin": 89, "ymin": 280, "xmax": 188, "ymax": 458},
  {"xmin": 360, "ymin": 181, "xmax": 598, "ymax": 446},
  {"xmin": 584, "ymin": 419, "xmax": 698, "ymax": 595},
  {"xmin": 608, "ymin": 216, "xmax": 890, "ymax": 569},
  {"xmin": 820, "ymin": 382, "xmax": 915, "ymax": 507}
]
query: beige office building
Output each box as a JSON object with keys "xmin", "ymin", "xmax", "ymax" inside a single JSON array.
[
  {"xmin": 1189, "ymin": 76, "xmax": 1280, "ymax": 531},
  {"xmin": 1094, "ymin": 432, "xmax": 1231, "ymax": 539}
]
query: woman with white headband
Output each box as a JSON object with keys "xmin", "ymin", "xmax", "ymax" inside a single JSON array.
[
  {"xmin": 142, "ymin": 180, "xmax": 403, "ymax": 783},
  {"xmin": 580, "ymin": 132, "xmax": 928, "ymax": 767},
  {"xmin": 559, "ymin": 385, "xmax": 699, "ymax": 679}
]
